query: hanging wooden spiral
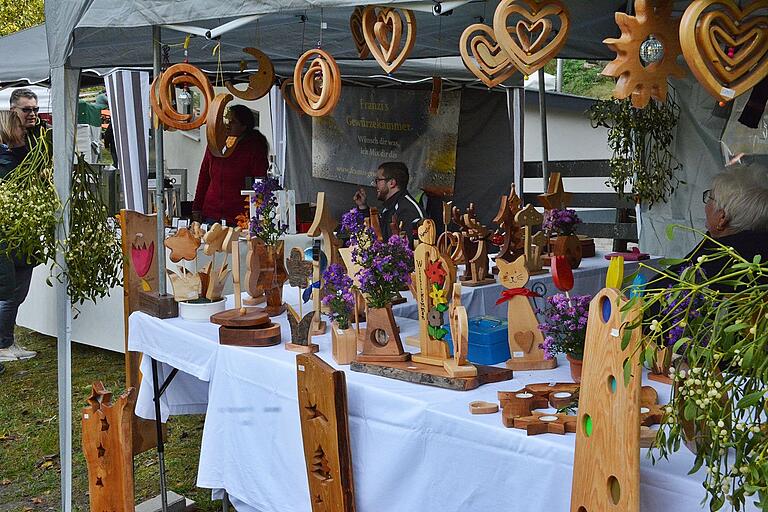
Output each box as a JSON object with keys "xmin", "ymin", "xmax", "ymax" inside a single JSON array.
[
  {"xmin": 292, "ymin": 49, "xmax": 342, "ymax": 117},
  {"xmin": 205, "ymin": 93, "xmax": 238, "ymax": 158},
  {"xmin": 150, "ymin": 63, "xmax": 214, "ymax": 131}
]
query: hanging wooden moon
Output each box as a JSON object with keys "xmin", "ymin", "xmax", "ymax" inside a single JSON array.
[
  {"xmin": 493, "ymin": 0, "xmax": 570, "ymax": 76},
  {"xmin": 293, "ymin": 49, "xmax": 342, "ymax": 117},
  {"xmin": 205, "ymin": 93, "xmax": 239, "ymax": 158},
  {"xmin": 459, "ymin": 23, "xmax": 518, "ymax": 87},
  {"xmin": 225, "ymin": 48, "xmax": 275, "ymax": 101},
  {"xmin": 350, "ymin": 6, "xmax": 371, "ymax": 59},
  {"xmin": 680, "ymin": 0, "xmax": 768, "ymax": 101},
  {"xmin": 603, "ymin": 0, "xmax": 686, "ymax": 108},
  {"xmin": 150, "ymin": 63, "xmax": 214, "ymax": 131},
  {"xmin": 362, "ymin": 6, "xmax": 417, "ymax": 74},
  {"xmin": 280, "ymin": 79, "xmax": 304, "ymax": 115}
]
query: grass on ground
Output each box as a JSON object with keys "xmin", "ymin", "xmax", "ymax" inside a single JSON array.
[{"xmin": 0, "ymin": 328, "xmax": 219, "ymax": 511}]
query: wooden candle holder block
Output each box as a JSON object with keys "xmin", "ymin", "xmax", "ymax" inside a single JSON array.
[
  {"xmin": 138, "ymin": 291, "xmax": 179, "ymax": 319},
  {"xmin": 513, "ymin": 411, "xmax": 578, "ymax": 435},
  {"xmin": 332, "ymin": 326, "xmax": 358, "ymax": 365}
]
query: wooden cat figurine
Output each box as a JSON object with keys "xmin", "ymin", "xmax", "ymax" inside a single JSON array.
[{"xmin": 497, "ymin": 255, "xmax": 557, "ymax": 371}]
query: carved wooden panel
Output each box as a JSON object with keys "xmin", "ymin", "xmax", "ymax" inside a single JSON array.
[
  {"xmin": 82, "ymin": 382, "xmax": 135, "ymax": 512},
  {"xmin": 570, "ymin": 288, "xmax": 642, "ymax": 512},
  {"xmin": 297, "ymin": 353, "xmax": 356, "ymax": 512}
]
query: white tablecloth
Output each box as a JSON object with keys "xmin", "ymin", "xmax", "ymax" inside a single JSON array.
[{"xmin": 128, "ymin": 293, "xmax": 742, "ymax": 512}]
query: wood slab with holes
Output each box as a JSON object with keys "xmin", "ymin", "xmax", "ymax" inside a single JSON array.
[
  {"xmin": 82, "ymin": 382, "xmax": 136, "ymax": 512},
  {"xmin": 350, "ymin": 360, "xmax": 513, "ymax": 391},
  {"xmin": 296, "ymin": 353, "xmax": 356, "ymax": 512},
  {"xmin": 570, "ymin": 288, "xmax": 642, "ymax": 512}
]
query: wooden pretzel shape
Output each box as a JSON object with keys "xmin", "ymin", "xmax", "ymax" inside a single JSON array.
[
  {"xmin": 150, "ymin": 63, "xmax": 214, "ymax": 131},
  {"xmin": 292, "ymin": 49, "xmax": 342, "ymax": 117}
]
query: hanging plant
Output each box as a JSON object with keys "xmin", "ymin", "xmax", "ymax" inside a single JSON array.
[
  {"xmin": 589, "ymin": 96, "xmax": 682, "ymax": 208},
  {"xmin": 622, "ymin": 226, "xmax": 768, "ymax": 510},
  {"xmin": 0, "ymin": 128, "xmax": 59, "ymax": 263},
  {"xmin": 56, "ymin": 155, "xmax": 123, "ymax": 306}
]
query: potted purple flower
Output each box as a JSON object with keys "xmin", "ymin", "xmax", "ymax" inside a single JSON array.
[
  {"xmin": 538, "ymin": 293, "xmax": 591, "ymax": 382},
  {"xmin": 249, "ymin": 176, "xmax": 289, "ymax": 316},
  {"xmin": 322, "ymin": 263, "xmax": 357, "ymax": 364},
  {"xmin": 543, "ymin": 208, "xmax": 583, "ymax": 268}
]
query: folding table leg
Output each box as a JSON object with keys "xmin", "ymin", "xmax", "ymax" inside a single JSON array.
[
  {"xmin": 222, "ymin": 492, "xmax": 231, "ymax": 511},
  {"xmin": 151, "ymin": 358, "xmax": 169, "ymax": 512}
]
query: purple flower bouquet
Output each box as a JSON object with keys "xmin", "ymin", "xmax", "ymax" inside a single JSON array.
[
  {"xmin": 543, "ymin": 208, "xmax": 581, "ymax": 236},
  {"xmin": 322, "ymin": 263, "xmax": 355, "ymax": 330},
  {"xmin": 249, "ymin": 176, "xmax": 287, "ymax": 245},
  {"xmin": 537, "ymin": 293, "xmax": 592, "ymax": 360}
]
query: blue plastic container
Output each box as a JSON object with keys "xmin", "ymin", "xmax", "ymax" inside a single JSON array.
[{"xmin": 442, "ymin": 316, "xmax": 510, "ymax": 365}]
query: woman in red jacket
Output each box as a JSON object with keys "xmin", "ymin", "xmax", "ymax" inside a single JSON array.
[{"xmin": 193, "ymin": 104, "xmax": 268, "ymax": 225}]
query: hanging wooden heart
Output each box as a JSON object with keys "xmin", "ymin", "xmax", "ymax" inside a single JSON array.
[
  {"xmin": 293, "ymin": 49, "xmax": 342, "ymax": 117},
  {"xmin": 680, "ymin": 0, "xmax": 768, "ymax": 101},
  {"xmin": 362, "ymin": 6, "xmax": 417, "ymax": 74},
  {"xmin": 225, "ymin": 48, "xmax": 275, "ymax": 101},
  {"xmin": 350, "ymin": 6, "xmax": 371, "ymax": 59},
  {"xmin": 150, "ymin": 63, "xmax": 214, "ymax": 131},
  {"xmin": 602, "ymin": 0, "xmax": 686, "ymax": 108},
  {"xmin": 460, "ymin": 23, "xmax": 518, "ymax": 87},
  {"xmin": 205, "ymin": 93, "xmax": 238, "ymax": 158},
  {"xmin": 493, "ymin": 0, "xmax": 570, "ymax": 76}
]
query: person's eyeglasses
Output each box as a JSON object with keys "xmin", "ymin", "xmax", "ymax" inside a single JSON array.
[
  {"xmin": 371, "ymin": 177, "xmax": 389, "ymax": 185},
  {"xmin": 703, "ymin": 189, "xmax": 714, "ymax": 204},
  {"xmin": 15, "ymin": 107, "xmax": 39, "ymax": 114}
]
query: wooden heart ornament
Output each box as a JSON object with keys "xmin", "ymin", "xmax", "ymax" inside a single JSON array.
[
  {"xmin": 460, "ymin": 23, "xmax": 518, "ymax": 87},
  {"xmin": 680, "ymin": 0, "xmax": 768, "ymax": 101},
  {"xmin": 225, "ymin": 47, "xmax": 275, "ymax": 101},
  {"xmin": 493, "ymin": 0, "xmax": 570, "ymax": 76},
  {"xmin": 350, "ymin": 6, "xmax": 371, "ymax": 59},
  {"xmin": 293, "ymin": 49, "xmax": 342, "ymax": 117},
  {"xmin": 514, "ymin": 330, "xmax": 535, "ymax": 353},
  {"xmin": 362, "ymin": 6, "xmax": 417, "ymax": 73}
]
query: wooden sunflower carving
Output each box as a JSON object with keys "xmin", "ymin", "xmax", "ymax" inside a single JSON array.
[{"xmin": 602, "ymin": 0, "xmax": 686, "ymax": 108}]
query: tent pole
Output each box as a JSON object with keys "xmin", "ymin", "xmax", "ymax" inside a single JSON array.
[
  {"xmin": 538, "ymin": 69, "xmax": 550, "ymax": 190},
  {"xmin": 152, "ymin": 25, "xmax": 170, "ymax": 512},
  {"xmin": 154, "ymin": 26, "xmax": 167, "ymax": 296},
  {"xmin": 52, "ymin": 64, "xmax": 78, "ymax": 512},
  {"xmin": 508, "ymin": 87, "xmax": 525, "ymax": 203}
]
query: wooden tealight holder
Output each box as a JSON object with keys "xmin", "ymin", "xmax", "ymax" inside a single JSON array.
[
  {"xmin": 82, "ymin": 382, "xmax": 135, "ymax": 512},
  {"xmin": 570, "ymin": 287, "xmax": 642, "ymax": 512},
  {"xmin": 296, "ymin": 353, "xmax": 356, "ymax": 512},
  {"xmin": 513, "ymin": 411, "xmax": 577, "ymax": 436}
]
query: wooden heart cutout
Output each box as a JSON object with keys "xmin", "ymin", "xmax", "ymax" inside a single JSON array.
[
  {"xmin": 350, "ymin": 6, "xmax": 371, "ymax": 59},
  {"xmin": 225, "ymin": 47, "xmax": 275, "ymax": 101},
  {"xmin": 681, "ymin": 0, "xmax": 768, "ymax": 100},
  {"xmin": 460, "ymin": 23, "xmax": 518, "ymax": 87},
  {"xmin": 362, "ymin": 6, "xmax": 416, "ymax": 74},
  {"xmin": 493, "ymin": 0, "xmax": 570, "ymax": 76},
  {"xmin": 293, "ymin": 49, "xmax": 342, "ymax": 117},
  {"xmin": 514, "ymin": 330, "xmax": 535, "ymax": 353}
]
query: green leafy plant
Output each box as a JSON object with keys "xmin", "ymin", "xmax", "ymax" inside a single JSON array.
[
  {"xmin": 56, "ymin": 155, "xmax": 123, "ymax": 307},
  {"xmin": 589, "ymin": 96, "xmax": 682, "ymax": 208},
  {"xmin": 0, "ymin": 128, "xmax": 59, "ymax": 264},
  {"xmin": 622, "ymin": 226, "xmax": 768, "ymax": 511}
]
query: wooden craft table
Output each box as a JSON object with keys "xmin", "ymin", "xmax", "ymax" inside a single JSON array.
[{"xmin": 128, "ymin": 289, "xmax": 738, "ymax": 512}]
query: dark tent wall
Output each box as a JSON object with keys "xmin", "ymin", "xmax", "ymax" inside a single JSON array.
[{"xmin": 284, "ymin": 87, "xmax": 516, "ymax": 229}]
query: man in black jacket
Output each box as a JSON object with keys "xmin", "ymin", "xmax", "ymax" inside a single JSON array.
[
  {"xmin": 0, "ymin": 88, "xmax": 43, "ymax": 365},
  {"xmin": 352, "ymin": 161, "xmax": 425, "ymax": 244}
]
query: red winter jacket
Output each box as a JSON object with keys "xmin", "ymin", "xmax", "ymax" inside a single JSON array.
[{"xmin": 193, "ymin": 132, "xmax": 268, "ymax": 225}]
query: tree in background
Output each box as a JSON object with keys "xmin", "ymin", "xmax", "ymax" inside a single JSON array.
[{"xmin": 0, "ymin": 0, "xmax": 45, "ymax": 37}]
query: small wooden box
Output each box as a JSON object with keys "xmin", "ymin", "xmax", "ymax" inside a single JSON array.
[{"xmin": 138, "ymin": 291, "xmax": 179, "ymax": 319}]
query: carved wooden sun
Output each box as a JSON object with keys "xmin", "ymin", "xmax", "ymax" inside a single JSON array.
[{"xmin": 602, "ymin": 0, "xmax": 686, "ymax": 108}]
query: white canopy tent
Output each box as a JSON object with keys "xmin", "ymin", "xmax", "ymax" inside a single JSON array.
[{"xmin": 40, "ymin": 1, "xmax": 715, "ymax": 510}]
